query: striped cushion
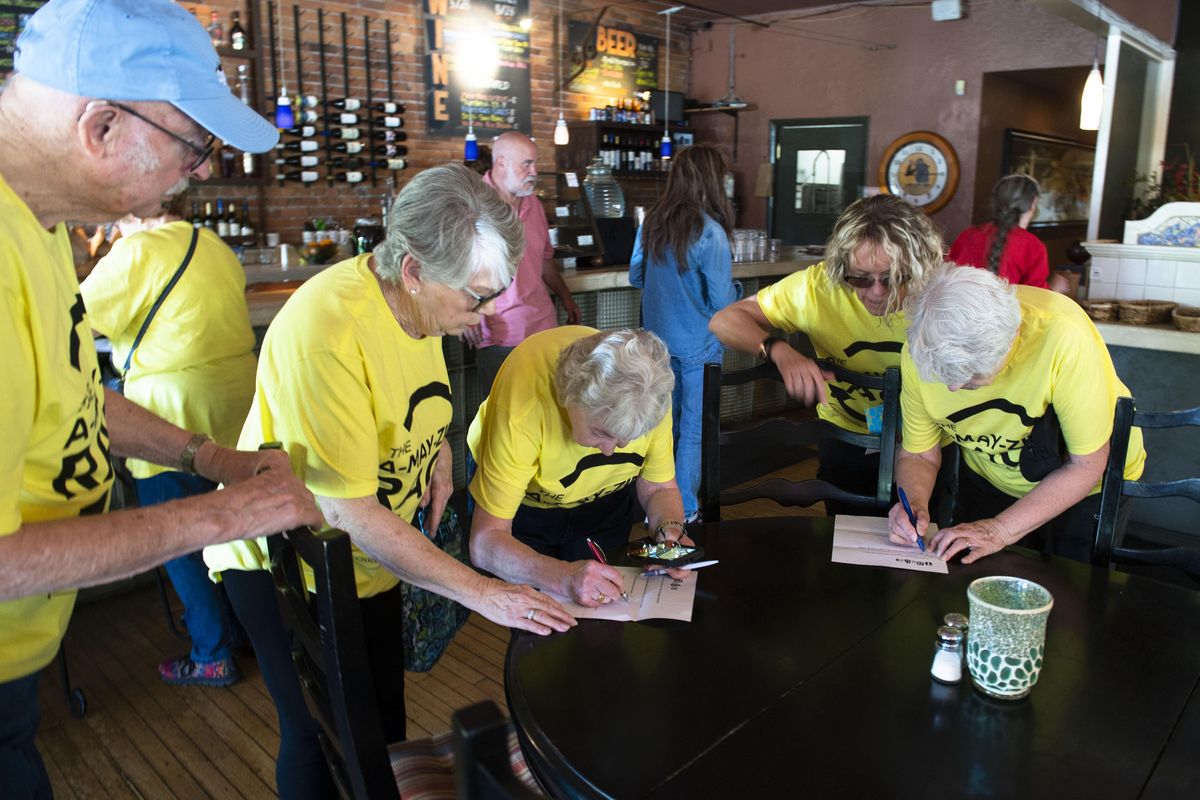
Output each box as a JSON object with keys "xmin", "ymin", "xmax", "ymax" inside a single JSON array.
[{"xmin": 388, "ymin": 728, "xmax": 543, "ymax": 798}]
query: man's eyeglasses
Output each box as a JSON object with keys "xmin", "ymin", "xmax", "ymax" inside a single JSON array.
[
  {"xmin": 111, "ymin": 102, "xmax": 215, "ymax": 173},
  {"xmin": 463, "ymin": 285, "xmax": 507, "ymax": 311},
  {"xmin": 844, "ymin": 273, "xmax": 892, "ymax": 290}
]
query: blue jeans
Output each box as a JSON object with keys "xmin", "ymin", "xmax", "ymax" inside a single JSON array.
[
  {"xmin": 135, "ymin": 471, "xmax": 234, "ymax": 664},
  {"xmin": 672, "ymin": 342, "xmax": 724, "ymax": 519}
]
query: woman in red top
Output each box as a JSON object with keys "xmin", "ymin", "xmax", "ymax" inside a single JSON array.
[{"xmin": 949, "ymin": 175, "xmax": 1068, "ymax": 292}]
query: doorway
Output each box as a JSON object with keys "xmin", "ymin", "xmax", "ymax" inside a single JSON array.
[{"xmin": 770, "ymin": 117, "xmax": 868, "ymax": 245}]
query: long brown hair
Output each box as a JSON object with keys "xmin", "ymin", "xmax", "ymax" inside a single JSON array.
[
  {"xmin": 986, "ymin": 174, "xmax": 1039, "ymax": 274},
  {"xmin": 641, "ymin": 144, "xmax": 734, "ymax": 273}
]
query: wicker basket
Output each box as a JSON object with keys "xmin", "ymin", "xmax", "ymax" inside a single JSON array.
[
  {"xmin": 1118, "ymin": 299, "xmax": 1177, "ymax": 325},
  {"xmin": 1083, "ymin": 300, "xmax": 1119, "ymax": 322},
  {"xmin": 1173, "ymin": 305, "xmax": 1200, "ymax": 332}
]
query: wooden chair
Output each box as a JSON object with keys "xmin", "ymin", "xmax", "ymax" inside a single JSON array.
[
  {"xmin": 266, "ymin": 527, "xmax": 542, "ymax": 799},
  {"xmin": 699, "ymin": 360, "xmax": 901, "ymax": 521},
  {"xmin": 1092, "ymin": 397, "xmax": 1200, "ymax": 583}
]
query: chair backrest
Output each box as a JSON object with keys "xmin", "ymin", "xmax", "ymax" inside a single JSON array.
[
  {"xmin": 267, "ymin": 528, "xmax": 401, "ymax": 800},
  {"xmin": 1093, "ymin": 397, "xmax": 1200, "ymax": 582},
  {"xmin": 699, "ymin": 359, "xmax": 901, "ymax": 521},
  {"xmin": 453, "ymin": 702, "xmax": 543, "ymax": 800}
]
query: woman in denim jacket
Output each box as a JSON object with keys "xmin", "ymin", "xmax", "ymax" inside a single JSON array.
[{"xmin": 630, "ymin": 144, "xmax": 740, "ymax": 522}]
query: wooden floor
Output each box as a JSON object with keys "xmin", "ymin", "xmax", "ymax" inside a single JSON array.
[{"xmin": 36, "ymin": 461, "xmax": 821, "ymax": 799}]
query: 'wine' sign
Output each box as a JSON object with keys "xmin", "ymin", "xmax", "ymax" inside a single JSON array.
[{"xmin": 423, "ymin": 0, "xmax": 532, "ymax": 139}]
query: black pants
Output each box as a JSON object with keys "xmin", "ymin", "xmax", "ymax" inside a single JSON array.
[
  {"xmin": 816, "ymin": 437, "xmax": 885, "ymax": 517},
  {"xmin": 222, "ymin": 569, "xmax": 407, "ymax": 800},
  {"xmin": 511, "ymin": 483, "xmax": 642, "ymax": 561},
  {"xmin": 0, "ymin": 671, "xmax": 52, "ymax": 800},
  {"xmin": 955, "ymin": 463, "xmax": 1130, "ymax": 564}
]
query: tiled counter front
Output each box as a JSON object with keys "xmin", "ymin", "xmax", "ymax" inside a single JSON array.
[{"xmin": 1085, "ymin": 241, "xmax": 1200, "ymax": 306}]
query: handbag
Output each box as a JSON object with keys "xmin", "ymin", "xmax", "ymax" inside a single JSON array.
[
  {"xmin": 401, "ymin": 504, "xmax": 472, "ymax": 672},
  {"xmin": 105, "ymin": 227, "xmax": 199, "ymax": 394}
]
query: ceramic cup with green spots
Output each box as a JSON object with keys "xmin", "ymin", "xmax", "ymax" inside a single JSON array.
[{"xmin": 966, "ymin": 576, "xmax": 1054, "ymax": 700}]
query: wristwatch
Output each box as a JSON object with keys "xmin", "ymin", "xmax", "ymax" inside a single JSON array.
[
  {"xmin": 180, "ymin": 433, "xmax": 211, "ymax": 475},
  {"xmin": 758, "ymin": 336, "xmax": 784, "ymax": 362}
]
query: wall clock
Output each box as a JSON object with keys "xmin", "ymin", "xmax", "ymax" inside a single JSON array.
[{"xmin": 878, "ymin": 131, "xmax": 960, "ymax": 214}]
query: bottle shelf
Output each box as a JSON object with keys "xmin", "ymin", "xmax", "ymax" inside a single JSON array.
[{"xmin": 215, "ymin": 46, "xmax": 258, "ymax": 60}]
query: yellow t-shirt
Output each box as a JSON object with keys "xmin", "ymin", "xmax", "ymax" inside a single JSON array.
[
  {"xmin": 203, "ymin": 255, "xmax": 452, "ymax": 598},
  {"xmin": 467, "ymin": 326, "xmax": 675, "ymax": 517},
  {"xmin": 756, "ymin": 265, "xmax": 906, "ymax": 434},
  {"xmin": 901, "ymin": 286, "xmax": 1146, "ymax": 498},
  {"xmin": 81, "ymin": 222, "xmax": 256, "ymax": 478},
  {"xmin": 0, "ymin": 173, "xmax": 111, "ymax": 682}
]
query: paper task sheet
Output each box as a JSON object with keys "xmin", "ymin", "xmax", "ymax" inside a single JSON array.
[
  {"xmin": 548, "ymin": 566, "xmax": 697, "ymax": 622},
  {"xmin": 832, "ymin": 514, "xmax": 948, "ymax": 574}
]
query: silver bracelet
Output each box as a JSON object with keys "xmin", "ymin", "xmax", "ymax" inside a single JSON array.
[{"xmin": 180, "ymin": 433, "xmax": 211, "ymax": 475}]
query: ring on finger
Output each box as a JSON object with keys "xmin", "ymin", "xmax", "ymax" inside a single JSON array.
[
  {"xmin": 526, "ymin": 609, "xmax": 536, "ymax": 620},
  {"xmin": 596, "ymin": 593, "xmax": 606, "ymax": 602}
]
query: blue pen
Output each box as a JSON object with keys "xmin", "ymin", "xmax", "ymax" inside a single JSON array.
[{"xmin": 897, "ymin": 486, "xmax": 925, "ymax": 553}]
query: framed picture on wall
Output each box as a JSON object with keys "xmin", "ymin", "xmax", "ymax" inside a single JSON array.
[{"xmin": 1001, "ymin": 129, "xmax": 1095, "ymax": 226}]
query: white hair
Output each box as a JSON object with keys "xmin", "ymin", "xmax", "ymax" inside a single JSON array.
[
  {"xmin": 906, "ymin": 264, "xmax": 1021, "ymax": 386},
  {"xmin": 554, "ymin": 329, "xmax": 674, "ymax": 443},
  {"xmin": 374, "ymin": 163, "xmax": 523, "ymax": 290}
]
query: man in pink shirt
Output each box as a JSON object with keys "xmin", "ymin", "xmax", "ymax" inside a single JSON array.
[{"xmin": 465, "ymin": 131, "xmax": 580, "ymax": 394}]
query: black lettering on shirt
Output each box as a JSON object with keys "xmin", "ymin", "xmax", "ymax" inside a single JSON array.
[
  {"xmin": 842, "ymin": 340, "xmax": 902, "ymax": 358},
  {"xmin": 68, "ymin": 293, "xmax": 86, "ymax": 371},
  {"xmin": 402, "ymin": 382, "xmax": 451, "ymax": 431},
  {"xmin": 558, "ymin": 452, "xmax": 645, "ymax": 488},
  {"xmin": 946, "ymin": 399, "xmax": 1037, "ymax": 427}
]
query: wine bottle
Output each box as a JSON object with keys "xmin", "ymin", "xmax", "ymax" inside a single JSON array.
[
  {"xmin": 236, "ymin": 65, "xmax": 252, "ymax": 105},
  {"xmin": 378, "ymin": 116, "xmax": 403, "ymax": 129},
  {"xmin": 276, "ymin": 155, "xmax": 320, "ymax": 168},
  {"xmin": 331, "ymin": 98, "xmax": 361, "ymax": 111},
  {"xmin": 229, "ymin": 11, "xmax": 246, "ymax": 50},
  {"xmin": 203, "ymin": 201, "xmax": 214, "ymax": 229},
  {"xmin": 207, "ymin": 11, "xmax": 223, "ymax": 48},
  {"xmin": 226, "ymin": 202, "xmax": 239, "ymax": 236},
  {"xmin": 278, "ymin": 139, "xmax": 319, "ymax": 152},
  {"xmin": 328, "ymin": 157, "xmax": 365, "ymax": 169},
  {"xmin": 332, "ymin": 171, "xmax": 365, "ymax": 184},
  {"xmin": 281, "ymin": 171, "xmax": 321, "ymax": 183},
  {"xmin": 371, "ymin": 130, "xmax": 407, "ymax": 142},
  {"xmin": 324, "ymin": 112, "xmax": 359, "ymax": 125},
  {"xmin": 191, "ymin": 202, "xmax": 202, "ymax": 228},
  {"xmin": 374, "ymin": 143, "xmax": 408, "ymax": 157},
  {"xmin": 328, "ymin": 127, "xmax": 361, "ymax": 140},
  {"xmin": 331, "ymin": 141, "xmax": 365, "ymax": 154},
  {"xmin": 299, "ymin": 95, "xmax": 320, "ymax": 109},
  {"xmin": 216, "ymin": 199, "xmax": 229, "ymax": 237},
  {"xmin": 279, "ymin": 125, "xmax": 317, "ymax": 138},
  {"xmin": 239, "ymin": 201, "xmax": 254, "ymax": 237},
  {"xmin": 242, "ymin": 151, "xmax": 256, "ymax": 178},
  {"xmin": 373, "ymin": 158, "xmax": 407, "ymax": 171},
  {"xmin": 372, "ymin": 101, "xmax": 404, "ymax": 114}
]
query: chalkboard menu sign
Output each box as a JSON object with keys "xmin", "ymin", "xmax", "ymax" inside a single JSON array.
[
  {"xmin": 0, "ymin": 1, "xmax": 44, "ymax": 88},
  {"xmin": 423, "ymin": 0, "xmax": 532, "ymax": 139},
  {"xmin": 567, "ymin": 21, "xmax": 658, "ymax": 99}
]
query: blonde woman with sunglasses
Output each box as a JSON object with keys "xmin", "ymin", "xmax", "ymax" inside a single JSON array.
[{"xmin": 709, "ymin": 195, "xmax": 943, "ymax": 514}]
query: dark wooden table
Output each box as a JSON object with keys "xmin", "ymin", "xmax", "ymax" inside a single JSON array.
[{"xmin": 505, "ymin": 517, "xmax": 1200, "ymax": 799}]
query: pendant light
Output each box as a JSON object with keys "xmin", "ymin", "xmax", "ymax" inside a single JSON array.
[
  {"xmin": 1079, "ymin": 59, "xmax": 1103, "ymax": 131},
  {"xmin": 273, "ymin": 6, "xmax": 294, "ymax": 129},
  {"xmin": 464, "ymin": 111, "xmax": 479, "ymax": 161},
  {"xmin": 714, "ymin": 23, "xmax": 747, "ymax": 108},
  {"xmin": 659, "ymin": 6, "xmax": 683, "ymax": 160},
  {"xmin": 554, "ymin": 0, "xmax": 569, "ymax": 145},
  {"xmin": 1080, "ymin": 16, "xmax": 1104, "ymax": 131}
]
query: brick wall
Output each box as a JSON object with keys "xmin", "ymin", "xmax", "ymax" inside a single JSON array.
[{"xmin": 186, "ymin": 0, "xmax": 691, "ymax": 246}]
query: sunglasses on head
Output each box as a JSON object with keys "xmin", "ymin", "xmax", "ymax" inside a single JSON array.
[{"xmin": 844, "ymin": 273, "xmax": 892, "ymax": 290}]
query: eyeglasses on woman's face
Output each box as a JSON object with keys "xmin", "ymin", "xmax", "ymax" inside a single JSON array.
[
  {"xmin": 843, "ymin": 273, "xmax": 892, "ymax": 290},
  {"xmin": 462, "ymin": 285, "xmax": 507, "ymax": 311}
]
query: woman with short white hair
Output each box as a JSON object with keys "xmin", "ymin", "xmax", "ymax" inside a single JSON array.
[
  {"xmin": 469, "ymin": 327, "xmax": 690, "ymax": 606},
  {"xmin": 889, "ymin": 264, "xmax": 1146, "ymax": 564}
]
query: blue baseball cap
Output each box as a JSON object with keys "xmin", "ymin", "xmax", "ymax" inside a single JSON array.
[{"xmin": 14, "ymin": 0, "xmax": 278, "ymax": 153}]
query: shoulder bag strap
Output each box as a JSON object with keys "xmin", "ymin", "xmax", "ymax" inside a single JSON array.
[{"xmin": 120, "ymin": 226, "xmax": 200, "ymax": 378}]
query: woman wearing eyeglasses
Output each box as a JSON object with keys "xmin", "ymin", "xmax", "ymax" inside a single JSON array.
[
  {"xmin": 709, "ymin": 195, "xmax": 943, "ymax": 513},
  {"xmin": 203, "ymin": 164, "xmax": 575, "ymax": 800}
]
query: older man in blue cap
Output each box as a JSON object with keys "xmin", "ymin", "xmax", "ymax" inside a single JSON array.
[{"xmin": 0, "ymin": 1, "xmax": 322, "ymax": 794}]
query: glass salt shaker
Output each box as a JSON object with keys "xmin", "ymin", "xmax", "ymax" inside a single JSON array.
[{"xmin": 930, "ymin": 625, "xmax": 964, "ymax": 684}]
